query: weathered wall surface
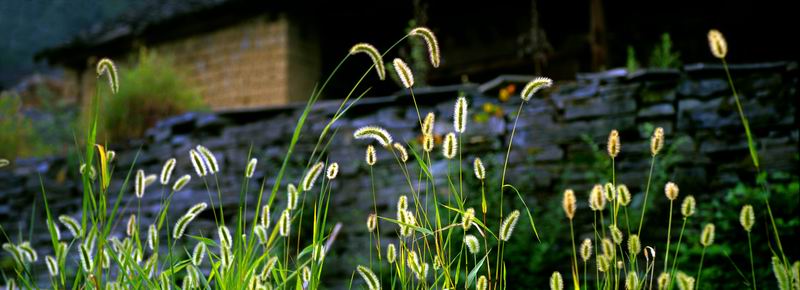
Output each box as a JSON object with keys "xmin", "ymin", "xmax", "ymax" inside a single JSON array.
[{"xmin": 1, "ymin": 62, "xmax": 797, "ymax": 285}]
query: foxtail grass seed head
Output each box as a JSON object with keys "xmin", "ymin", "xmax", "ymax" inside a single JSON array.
[
  {"xmin": 589, "ymin": 184, "xmax": 606, "ymax": 211},
  {"xmin": 261, "ymin": 257, "xmax": 278, "ymax": 281},
  {"xmin": 665, "ymin": 182, "xmax": 679, "ymax": 201},
  {"xmin": 2, "ymin": 243, "xmax": 24, "ymax": 265},
  {"xmin": 367, "ymin": 213, "xmax": 378, "ymax": 232},
  {"xmin": 473, "ymin": 157, "xmax": 486, "ymax": 180},
  {"xmin": 628, "ymin": 234, "xmax": 641, "ymax": 256},
  {"xmin": 646, "ymin": 246, "xmax": 656, "ymax": 261},
  {"xmin": 261, "ymin": 204, "xmax": 271, "ymax": 228},
  {"xmin": 313, "ymin": 243, "xmax": 326, "ymax": 263},
  {"xmin": 393, "ymin": 58, "xmax": 414, "ymax": 88},
  {"xmin": 349, "ymin": 43, "xmax": 386, "ymax": 80},
  {"xmin": 651, "ymin": 127, "xmax": 665, "ymax": 156},
  {"xmin": 80, "ymin": 163, "xmax": 96, "ymax": 180},
  {"xmin": 172, "ymin": 174, "xmax": 191, "ymax": 191},
  {"xmin": 189, "ymin": 149, "xmax": 207, "ymax": 177},
  {"xmin": 196, "ymin": 145, "xmax": 219, "ymax": 174},
  {"xmin": 301, "ymin": 266, "xmax": 311, "ymax": 283},
  {"xmin": 46, "ymin": 255, "xmax": 58, "ymax": 276},
  {"xmin": 772, "ymin": 256, "xmax": 791, "ymax": 290},
  {"xmin": 218, "ymin": 225, "xmax": 232, "ymax": 248},
  {"xmin": 597, "ymin": 255, "xmax": 610, "ymax": 272},
  {"xmin": 393, "ymin": 143, "xmax": 408, "ymax": 163},
  {"xmin": 287, "ymin": 183, "xmax": 299, "ymax": 210},
  {"xmin": 58, "ymin": 215, "xmax": 82, "ymax": 237},
  {"xmin": 126, "ymin": 214, "xmax": 137, "ymax": 237},
  {"xmin": 563, "ymin": 189, "xmax": 577, "ymax": 219},
  {"xmin": 626, "ymin": 271, "xmax": 639, "ymax": 290},
  {"xmin": 144, "ymin": 174, "xmax": 157, "ymax": 187},
  {"xmin": 397, "ymin": 195, "xmax": 408, "ymax": 211},
  {"xmin": 604, "ymin": 183, "xmax": 616, "ymax": 202},
  {"xmin": 279, "ymin": 209, "xmax": 291, "ymax": 237},
  {"xmin": 220, "ymin": 244, "xmax": 232, "ymax": 269},
  {"xmin": 192, "ymin": 242, "xmax": 206, "ymax": 266},
  {"xmin": 740, "ymin": 204, "xmax": 755, "ymax": 232},
  {"xmin": 550, "ymin": 271, "xmax": 563, "ymax": 290},
  {"xmin": 499, "ymin": 210, "xmax": 521, "ymax": 241},
  {"xmin": 135, "ymin": 169, "xmax": 146, "ymax": 198},
  {"xmin": 160, "ymin": 158, "xmax": 176, "ymax": 185},
  {"xmin": 79, "ymin": 243, "xmax": 93, "ymax": 272},
  {"xmin": 48, "ymin": 222, "xmax": 61, "ymax": 241},
  {"xmin": 700, "ymin": 223, "xmax": 715, "ymax": 247},
  {"xmin": 422, "ymin": 112, "xmax": 435, "ymax": 135},
  {"xmin": 387, "ymin": 244, "xmax": 396, "ymax": 263},
  {"xmin": 96, "ymin": 58, "xmax": 119, "ymax": 94},
  {"xmin": 0, "ymin": 159, "xmax": 9, "ymax": 168},
  {"xmin": 354, "ymin": 126, "xmax": 393, "ymax": 147},
  {"xmin": 18, "ymin": 242, "xmax": 37, "ymax": 262},
  {"xmin": 676, "ymin": 271, "xmax": 695, "ymax": 290},
  {"xmin": 188, "ymin": 202, "xmax": 208, "ymax": 216},
  {"xmin": 607, "ymin": 130, "xmax": 620, "ymax": 158},
  {"xmin": 521, "ymin": 77, "xmax": 553, "ymax": 101},
  {"xmin": 477, "ymin": 275, "xmax": 488, "ymax": 290},
  {"xmin": 255, "ymin": 225, "xmax": 268, "ymax": 245},
  {"xmin": 707, "ymin": 29, "xmax": 728, "ymax": 59},
  {"xmin": 617, "ymin": 184, "xmax": 631, "ymax": 206},
  {"xmin": 173, "ymin": 206, "xmax": 203, "ymax": 239},
  {"xmin": 443, "ymin": 132, "xmax": 458, "ymax": 159},
  {"xmin": 681, "ymin": 195, "xmax": 696, "ymax": 218},
  {"xmin": 602, "ymin": 238, "xmax": 615, "ymax": 259},
  {"xmin": 302, "ymin": 162, "xmax": 324, "ymax": 191},
  {"xmin": 464, "ymin": 234, "xmax": 480, "ymax": 254},
  {"xmin": 462, "ymin": 208, "xmax": 475, "ymax": 230},
  {"xmin": 366, "ymin": 145, "xmax": 377, "ymax": 166},
  {"xmin": 246, "ymin": 158, "xmax": 257, "ymax": 178},
  {"xmin": 357, "ymin": 265, "xmax": 381, "ymax": 290},
  {"xmin": 423, "ymin": 134, "xmax": 434, "ymax": 152},
  {"xmin": 454, "ymin": 96, "xmax": 468, "ymax": 133},
  {"xmin": 657, "ymin": 272, "xmax": 670, "ymax": 290},
  {"xmin": 409, "ymin": 27, "xmax": 440, "ymax": 68},
  {"xmin": 580, "ymin": 238, "xmax": 593, "ymax": 262},
  {"xmin": 617, "ymin": 261, "xmax": 624, "ymax": 269},
  {"xmin": 147, "ymin": 224, "xmax": 158, "ymax": 250},
  {"xmin": 609, "ymin": 224, "xmax": 623, "ymax": 245},
  {"xmin": 400, "ymin": 210, "xmax": 416, "ymax": 237}
]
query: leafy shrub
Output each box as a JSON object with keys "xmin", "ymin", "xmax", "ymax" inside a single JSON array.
[{"xmin": 648, "ymin": 33, "xmax": 682, "ymax": 69}]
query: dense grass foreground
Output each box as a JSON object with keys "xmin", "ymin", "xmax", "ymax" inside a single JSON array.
[{"xmin": 1, "ymin": 27, "xmax": 798, "ymax": 290}]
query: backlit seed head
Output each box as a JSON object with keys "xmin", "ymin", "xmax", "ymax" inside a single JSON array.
[
  {"xmin": 46, "ymin": 255, "xmax": 59, "ymax": 276},
  {"xmin": 387, "ymin": 244, "xmax": 396, "ymax": 263},
  {"xmin": 628, "ymin": 234, "xmax": 641, "ymax": 256},
  {"xmin": 220, "ymin": 244, "xmax": 233, "ymax": 269},
  {"xmin": 173, "ymin": 203, "xmax": 206, "ymax": 239},
  {"xmin": 367, "ymin": 213, "xmax": 378, "ymax": 232},
  {"xmin": 393, "ymin": 143, "xmax": 408, "ymax": 163},
  {"xmin": 397, "ymin": 195, "xmax": 408, "ymax": 211},
  {"xmin": 423, "ymin": 134, "xmax": 434, "ymax": 152},
  {"xmin": 2, "ymin": 243, "xmax": 24, "ymax": 265},
  {"xmin": 597, "ymin": 255, "xmax": 610, "ymax": 272},
  {"xmin": 279, "ymin": 209, "xmax": 291, "ymax": 237},
  {"xmin": 393, "ymin": 58, "xmax": 414, "ymax": 88},
  {"xmin": 563, "ymin": 189, "xmax": 576, "ymax": 220},
  {"xmin": 326, "ymin": 162, "xmax": 339, "ymax": 179},
  {"xmin": 657, "ymin": 272, "xmax": 670, "ymax": 290},
  {"xmin": 18, "ymin": 242, "xmax": 37, "ymax": 262},
  {"xmin": 700, "ymin": 223, "xmax": 715, "ymax": 247},
  {"xmin": 79, "ymin": 243, "xmax": 93, "ymax": 272},
  {"xmin": 580, "ymin": 238, "xmax": 593, "ymax": 262},
  {"xmin": 771, "ymin": 256, "xmax": 792, "ymax": 290},
  {"xmin": 80, "ymin": 163, "xmax": 96, "ymax": 180},
  {"xmin": 589, "ymin": 184, "xmax": 606, "ymax": 211},
  {"xmin": 96, "ymin": 58, "xmax": 119, "ymax": 94},
  {"xmin": 477, "ymin": 275, "xmax": 488, "ymax": 290},
  {"xmin": 135, "ymin": 169, "xmax": 146, "ymax": 198},
  {"xmin": 409, "ymin": 27, "xmax": 440, "ymax": 68},
  {"xmin": 172, "ymin": 174, "xmax": 191, "ymax": 191},
  {"xmin": 160, "ymin": 158, "xmax": 176, "ymax": 185},
  {"xmin": 676, "ymin": 271, "xmax": 695, "ymax": 290},
  {"xmin": 126, "ymin": 214, "xmax": 137, "ymax": 237},
  {"xmin": 604, "ymin": 183, "xmax": 616, "ymax": 202},
  {"xmin": 521, "ymin": 77, "xmax": 553, "ymax": 101},
  {"xmin": 287, "ymin": 184, "xmax": 299, "ymax": 210},
  {"xmin": 651, "ymin": 127, "xmax": 665, "ymax": 156},
  {"xmin": 740, "ymin": 205, "xmax": 755, "ymax": 232},
  {"xmin": 626, "ymin": 271, "xmax": 639, "ymax": 290},
  {"xmin": 366, "ymin": 145, "xmax": 377, "ymax": 166},
  {"xmin": 188, "ymin": 202, "xmax": 208, "ymax": 216},
  {"xmin": 147, "ymin": 224, "xmax": 158, "ymax": 251},
  {"xmin": 255, "ymin": 225, "xmax": 268, "ymax": 245},
  {"xmin": 357, "ymin": 265, "xmax": 381, "ymax": 290},
  {"xmin": 499, "ymin": 210, "xmax": 521, "ymax": 241},
  {"xmin": 144, "ymin": 174, "xmax": 157, "ymax": 187},
  {"xmin": 681, "ymin": 195, "xmax": 696, "ymax": 218},
  {"xmin": 301, "ymin": 266, "xmax": 311, "ymax": 283},
  {"xmin": 443, "ymin": 132, "xmax": 458, "ymax": 159},
  {"xmin": 58, "ymin": 215, "xmax": 82, "ymax": 237},
  {"xmin": 462, "ymin": 208, "xmax": 475, "ymax": 230},
  {"xmin": 707, "ymin": 29, "xmax": 728, "ymax": 59},
  {"xmin": 246, "ymin": 158, "xmax": 258, "ymax": 178},
  {"xmin": 302, "ymin": 162, "xmax": 325, "ymax": 192},
  {"xmin": 422, "ymin": 112, "xmax": 436, "ymax": 135},
  {"xmin": 473, "ymin": 157, "xmax": 486, "ymax": 180},
  {"xmin": 609, "ymin": 224, "xmax": 623, "ymax": 245},
  {"xmin": 261, "ymin": 257, "xmax": 278, "ymax": 281},
  {"xmin": 354, "ymin": 126, "xmax": 394, "ymax": 147},
  {"xmin": 607, "ymin": 130, "xmax": 620, "ymax": 158},
  {"xmin": 192, "ymin": 242, "xmax": 206, "ymax": 266},
  {"xmin": 464, "ymin": 234, "xmax": 480, "ymax": 254},
  {"xmin": 189, "ymin": 149, "xmax": 207, "ymax": 177},
  {"xmin": 196, "ymin": 145, "xmax": 219, "ymax": 174},
  {"xmin": 550, "ymin": 271, "xmax": 563, "ymax": 290},
  {"xmin": 48, "ymin": 222, "xmax": 61, "ymax": 241},
  {"xmin": 261, "ymin": 205, "xmax": 271, "ymax": 228},
  {"xmin": 350, "ymin": 43, "xmax": 385, "ymax": 80},
  {"xmin": 0, "ymin": 159, "xmax": 9, "ymax": 168},
  {"xmin": 454, "ymin": 97, "xmax": 468, "ymax": 133},
  {"xmin": 665, "ymin": 182, "xmax": 679, "ymax": 201},
  {"xmin": 617, "ymin": 261, "xmax": 624, "ymax": 269},
  {"xmin": 218, "ymin": 225, "xmax": 232, "ymax": 248},
  {"xmin": 617, "ymin": 184, "xmax": 631, "ymax": 206},
  {"xmin": 400, "ymin": 210, "xmax": 416, "ymax": 237},
  {"xmin": 602, "ymin": 238, "xmax": 615, "ymax": 259}
]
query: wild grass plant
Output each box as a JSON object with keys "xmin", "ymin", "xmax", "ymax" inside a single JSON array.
[{"xmin": 0, "ymin": 26, "xmax": 798, "ymax": 290}]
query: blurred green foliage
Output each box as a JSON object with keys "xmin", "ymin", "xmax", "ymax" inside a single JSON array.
[
  {"xmin": 0, "ymin": 87, "xmax": 77, "ymax": 158},
  {"xmin": 649, "ymin": 33, "xmax": 682, "ymax": 69}
]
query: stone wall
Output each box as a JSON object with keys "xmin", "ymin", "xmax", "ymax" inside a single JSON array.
[{"xmin": 1, "ymin": 62, "xmax": 797, "ymax": 286}]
